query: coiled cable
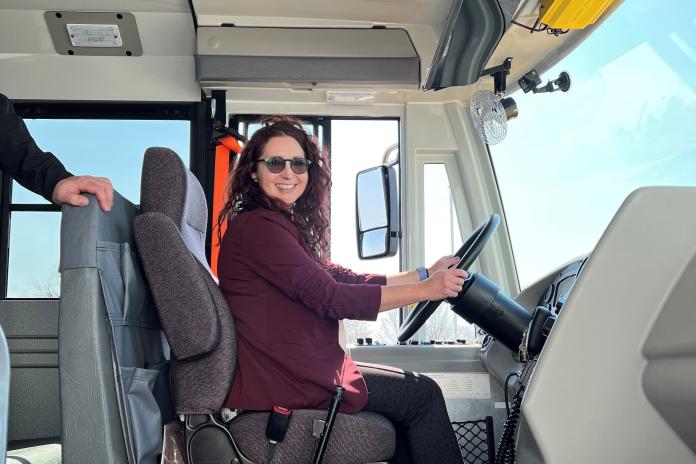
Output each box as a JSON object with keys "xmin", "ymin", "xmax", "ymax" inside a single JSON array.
[
  {"xmin": 495, "ymin": 387, "xmax": 523, "ymax": 464},
  {"xmin": 503, "ymin": 372, "xmax": 519, "ymax": 416}
]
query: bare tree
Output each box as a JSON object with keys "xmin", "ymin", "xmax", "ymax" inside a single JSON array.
[
  {"xmin": 343, "ymin": 308, "xmax": 401, "ymax": 345},
  {"xmin": 374, "ymin": 309, "xmax": 400, "ymax": 343},
  {"xmin": 424, "ymin": 305, "xmax": 460, "ymax": 340},
  {"xmin": 344, "ymin": 303, "xmax": 483, "ymax": 345},
  {"xmin": 344, "ymin": 319, "xmax": 375, "ymax": 344},
  {"xmin": 29, "ymin": 273, "xmax": 60, "ymax": 298}
]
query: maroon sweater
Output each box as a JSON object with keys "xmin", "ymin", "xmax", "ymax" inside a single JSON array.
[{"xmin": 218, "ymin": 208, "xmax": 385, "ymax": 413}]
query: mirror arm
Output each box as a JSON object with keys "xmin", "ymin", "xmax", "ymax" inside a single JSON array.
[{"xmin": 382, "ymin": 143, "xmax": 399, "ymax": 166}]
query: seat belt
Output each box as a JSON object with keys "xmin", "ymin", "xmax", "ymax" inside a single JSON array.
[{"xmin": 265, "ymin": 405, "xmax": 292, "ymax": 463}]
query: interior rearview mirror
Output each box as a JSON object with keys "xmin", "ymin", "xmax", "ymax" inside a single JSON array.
[{"xmin": 355, "ymin": 165, "xmax": 399, "ymax": 259}]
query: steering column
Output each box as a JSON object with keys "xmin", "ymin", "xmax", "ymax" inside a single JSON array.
[{"xmin": 449, "ymin": 273, "xmax": 531, "ymax": 352}]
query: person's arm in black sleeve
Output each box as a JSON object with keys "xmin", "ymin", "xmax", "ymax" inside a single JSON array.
[{"xmin": 0, "ymin": 93, "xmax": 72, "ymax": 202}]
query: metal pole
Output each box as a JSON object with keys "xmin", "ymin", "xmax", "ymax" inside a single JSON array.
[
  {"xmin": 449, "ymin": 185, "xmax": 454, "ymax": 254},
  {"xmin": 312, "ymin": 385, "xmax": 345, "ymax": 464}
]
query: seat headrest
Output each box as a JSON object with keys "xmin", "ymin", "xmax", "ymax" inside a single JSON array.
[
  {"xmin": 59, "ymin": 191, "xmax": 138, "ymax": 271},
  {"xmin": 140, "ymin": 147, "xmax": 211, "ymax": 274}
]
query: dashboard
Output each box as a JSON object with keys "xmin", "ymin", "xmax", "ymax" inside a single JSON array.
[
  {"xmin": 536, "ymin": 258, "xmax": 587, "ymax": 316},
  {"xmin": 481, "ymin": 257, "xmax": 587, "ymax": 387}
]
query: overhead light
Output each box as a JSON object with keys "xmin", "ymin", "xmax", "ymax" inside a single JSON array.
[
  {"xmin": 326, "ymin": 91, "xmax": 377, "ymax": 105},
  {"xmin": 67, "ymin": 24, "xmax": 123, "ymax": 47}
]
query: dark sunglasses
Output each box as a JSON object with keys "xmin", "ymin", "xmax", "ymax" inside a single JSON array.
[{"xmin": 256, "ymin": 156, "xmax": 312, "ymax": 174}]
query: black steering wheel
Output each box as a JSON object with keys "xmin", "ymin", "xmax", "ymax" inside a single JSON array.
[{"xmin": 397, "ymin": 213, "xmax": 500, "ymax": 342}]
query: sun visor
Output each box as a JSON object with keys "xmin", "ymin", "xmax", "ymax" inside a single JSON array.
[
  {"xmin": 424, "ymin": 0, "xmax": 507, "ymax": 90},
  {"xmin": 195, "ymin": 27, "xmax": 420, "ymax": 88}
]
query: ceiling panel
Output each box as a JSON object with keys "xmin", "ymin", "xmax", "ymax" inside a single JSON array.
[
  {"xmin": 0, "ymin": 0, "xmax": 190, "ymax": 13},
  {"xmin": 191, "ymin": 0, "xmax": 451, "ymax": 31}
]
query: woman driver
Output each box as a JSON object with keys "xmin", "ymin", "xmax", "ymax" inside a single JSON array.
[{"xmin": 217, "ymin": 116, "xmax": 466, "ymax": 463}]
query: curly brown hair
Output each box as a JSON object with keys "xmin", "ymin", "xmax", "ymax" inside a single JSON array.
[{"xmin": 217, "ymin": 116, "xmax": 332, "ymax": 263}]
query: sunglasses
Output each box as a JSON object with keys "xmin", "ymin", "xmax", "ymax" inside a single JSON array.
[{"xmin": 256, "ymin": 156, "xmax": 312, "ymax": 174}]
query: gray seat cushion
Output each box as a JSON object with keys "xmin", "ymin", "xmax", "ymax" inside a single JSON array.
[
  {"xmin": 60, "ymin": 192, "xmax": 169, "ymax": 463},
  {"xmin": 6, "ymin": 444, "xmax": 61, "ymax": 464},
  {"xmin": 228, "ymin": 411, "xmax": 395, "ymax": 464}
]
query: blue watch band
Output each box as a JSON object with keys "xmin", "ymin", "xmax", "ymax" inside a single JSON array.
[{"xmin": 416, "ymin": 266, "xmax": 429, "ymax": 281}]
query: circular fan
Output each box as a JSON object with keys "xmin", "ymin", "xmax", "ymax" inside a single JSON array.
[{"xmin": 469, "ymin": 90, "xmax": 508, "ymax": 145}]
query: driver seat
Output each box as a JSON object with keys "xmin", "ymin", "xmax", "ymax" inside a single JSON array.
[{"xmin": 132, "ymin": 147, "xmax": 395, "ymax": 463}]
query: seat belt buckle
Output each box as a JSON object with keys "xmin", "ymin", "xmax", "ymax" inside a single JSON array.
[
  {"xmin": 266, "ymin": 406, "xmax": 292, "ymax": 442},
  {"xmin": 265, "ymin": 405, "xmax": 292, "ymax": 462}
]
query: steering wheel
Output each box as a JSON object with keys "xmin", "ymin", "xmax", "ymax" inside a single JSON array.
[{"xmin": 397, "ymin": 213, "xmax": 500, "ymax": 342}]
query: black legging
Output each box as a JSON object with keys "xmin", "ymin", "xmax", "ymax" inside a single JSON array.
[{"xmin": 358, "ymin": 363, "xmax": 463, "ymax": 464}]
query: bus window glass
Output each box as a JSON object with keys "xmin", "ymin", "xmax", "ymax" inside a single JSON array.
[
  {"xmin": 7, "ymin": 119, "xmax": 190, "ymax": 298},
  {"xmin": 7, "ymin": 212, "xmax": 61, "ymax": 297},
  {"xmin": 489, "ymin": 0, "xmax": 696, "ymax": 287},
  {"xmin": 14, "ymin": 119, "xmax": 190, "ymax": 204},
  {"xmin": 242, "ymin": 121, "xmax": 322, "ymax": 146},
  {"xmin": 422, "ymin": 164, "xmax": 480, "ymax": 343},
  {"xmin": 331, "ymin": 119, "xmax": 400, "ymax": 344}
]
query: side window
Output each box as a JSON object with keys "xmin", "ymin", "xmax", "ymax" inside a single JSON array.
[
  {"xmin": 422, "ymin": 163, "xmax": 481, "ymax": 343},
  {"xmin": 6, "ymin": 118, "xmax": 191, "ymax": 298}
]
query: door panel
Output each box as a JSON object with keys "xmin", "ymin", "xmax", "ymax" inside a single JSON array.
[{"xmin": 0, "ymin": 300, "xmax": 60, "ymax": 442}]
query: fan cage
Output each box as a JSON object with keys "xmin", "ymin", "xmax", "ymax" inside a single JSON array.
[{"xmin": 469, "ymin": 90, "xmax": 508, "ymax": 145}]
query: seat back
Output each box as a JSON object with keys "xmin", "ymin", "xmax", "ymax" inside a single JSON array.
[
  {"xmin": 132, "ymin": 148, "xmax": 235, "ymax": 414},
  {"xmin": 59, "ymin": 192, "xmax": 173, "ymax": 464},
  {"xmin": 132, "ymin": 148, "xmax": 398, "ymax": 464}
]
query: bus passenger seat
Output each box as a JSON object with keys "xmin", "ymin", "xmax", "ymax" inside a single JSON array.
[
  {"xmin": 59, "ymin": 189, "xmax": 173, "ymax": 463},
  {"xmin": 132, "ymin": 147, "xmax": 396, "ymax": 464}
]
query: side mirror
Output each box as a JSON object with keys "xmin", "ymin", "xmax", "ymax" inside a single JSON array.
[{"xmin": 355, "ymin": 165, "xmax": 399, "ymax": 259}]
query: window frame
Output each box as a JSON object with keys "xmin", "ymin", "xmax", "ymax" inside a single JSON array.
[
  {"xmin": 1, "ymin": 100, "xmax": 203, "ymax": 299},
  {"xmin": 484, "ymin": 144, "xmax": 520, "ymax": 289},
  {"xmin": 230, "ymin": 114, "xmax": 332, "ymax": 153}
]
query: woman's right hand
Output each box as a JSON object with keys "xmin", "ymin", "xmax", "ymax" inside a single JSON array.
[{"xmin": 422, "ymin": 268, "xmax": 468, "ymax": 300}]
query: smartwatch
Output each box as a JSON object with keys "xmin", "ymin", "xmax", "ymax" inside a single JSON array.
[{"xmin": 416, "ymin": 266, "xmax": 429, "ymax": 281}]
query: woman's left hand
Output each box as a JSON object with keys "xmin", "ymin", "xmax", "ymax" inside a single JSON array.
[{"xmin": 428, "ymin": 255, "xmax": 459, "ymax": 276}]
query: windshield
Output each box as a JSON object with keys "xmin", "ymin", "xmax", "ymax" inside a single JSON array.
[{"xmin": 490, "ymin": 0, "xmax": 696, "ymax": 288}]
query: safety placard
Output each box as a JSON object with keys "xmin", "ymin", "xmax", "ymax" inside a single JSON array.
[{"xmin": 424, "ymin": 373, "xmax": 491, "ymax": 399}]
